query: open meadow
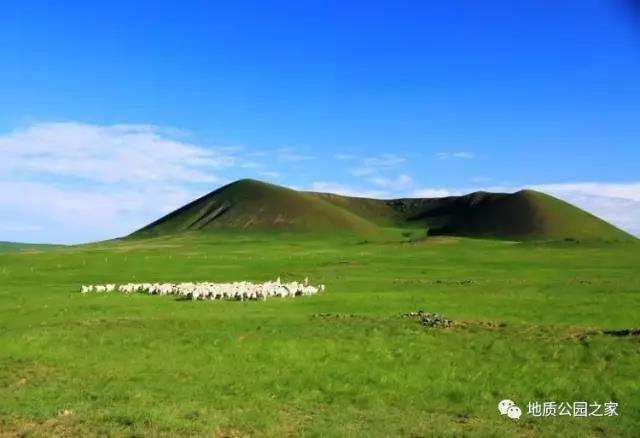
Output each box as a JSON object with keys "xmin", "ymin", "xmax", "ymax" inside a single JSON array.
[{"xmin": 1, "ymin": 232, "xmax": 639, "ymax": 436}]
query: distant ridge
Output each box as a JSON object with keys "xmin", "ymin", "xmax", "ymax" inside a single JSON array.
[
  {"xmin": 0, "ymin": 241, "xmax": 62, "ymax": 252},
  {"xmin": 131, "ymin": 179, "xmax": 633, "ymax": 241}
]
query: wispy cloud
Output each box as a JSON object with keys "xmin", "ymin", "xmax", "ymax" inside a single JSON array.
[
  {"xmin": 240, "ymin": 162, "xmax": 263, "ymax": 169},
  {"xmin": 276, "ymin": 148, "xmax": 315, "ymax": 162},
  {"xmin": 0, "ymin": 180, "xmax": 205, "ymax": 244},
  {"xmin": 307, "ymin": 181, "xmax": 389, "ymax": 198},
  {"xmin": 0, "ymin": 122, "xmax": 235, "ymax": 184},
  {"xmin": 0, "ymin": 222, "xmax": 43, "ymax": 232},
  {"xmin": 350, "ymin": 167, "xmax": 377, "ymax": 177},
  {"xmin": 334, "ymin": 154, "xmax": 357, "ymax": 160},
  {"xmin": 411, "ymin": 188, "xmax": 460, "ymax": 198},
  {"xmin": 436, "ymin": 151, "xmax": 476, "ymax": 160},
  {"xmin": 348, "ymin": 153, "xmax": 407, "ymax": 178},
  {"xmin": 0, "ymin": 122, "xmax": 239, "ymax": 243},
  {"xmin": 259, "ymin": 171, "xmax": 280, "ymax": 179},
  {"xmin": 362, "ymin": 153, "xmax": 406, "ymax": 168},
  {"xmin": 369, "ymin": 174, "xmax": 413, "ymax": 190}
]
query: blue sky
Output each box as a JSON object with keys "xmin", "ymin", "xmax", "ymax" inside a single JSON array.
[{"xmin": 1, "ymin": 1, "xmax": 639, "ymax": 243}]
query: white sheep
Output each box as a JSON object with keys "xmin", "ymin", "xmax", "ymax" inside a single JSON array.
[{"xmin": 79, "ymin": 278, "xmax": 325, "ymax": 301}]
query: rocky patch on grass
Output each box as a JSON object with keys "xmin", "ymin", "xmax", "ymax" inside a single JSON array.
[
  {"xmin": 392, "ymin": 278, "xmax": 477, "ymax": 286},
  {"xmin": 570, "ymin": 328, "xmax": 640, "ymax": 342},
  {"xmin": 402, "ymin": 310, "xmax": 453, "ymax": 328},
  {"xmin": 312, "ymin": 313, "xmax": 361, "ymax": 319},
  {"xmin": 603, "ymin": 328, "xmax": 640, "ymax": 337},
  {"xmin": 401, "ymin": 311, "xmax": 508, "ymax": 331}
]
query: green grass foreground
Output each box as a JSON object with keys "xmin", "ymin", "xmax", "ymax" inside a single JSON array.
[{"xmin": 1, "ymin": 233, "xmax": 639, "ymax": 436}]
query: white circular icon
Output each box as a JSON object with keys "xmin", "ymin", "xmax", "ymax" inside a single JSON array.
[
  {"xmin": 507, "ymin": 405, "xmax": 522, "ymax": 420},
  {"xmin": 498, "ymin": 399, "xmax": 515, "ymax": 415}
]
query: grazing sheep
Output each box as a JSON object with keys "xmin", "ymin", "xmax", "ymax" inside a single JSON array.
[{"xmin": 79, "ymin": 279, "xmax": 325, "ymax": 301}]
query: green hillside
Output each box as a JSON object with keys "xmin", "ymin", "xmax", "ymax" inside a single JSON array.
[
  {"xmin": 132, "ymin": 179, "xmax": 381, "ymax": 238},
  {"xmin": 131, "ymin": 179, "xmax": 634, "ymax": 241},
  {"xmin": 384, "ymin": 189, "xmax": 632, "ymax": 240}
]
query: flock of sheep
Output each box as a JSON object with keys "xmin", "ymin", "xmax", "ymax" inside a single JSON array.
[{"xmin": 79, "ymin": 277, "xmax": 325, "ymax": 301}]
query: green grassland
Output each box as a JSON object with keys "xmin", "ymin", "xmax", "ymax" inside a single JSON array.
[{"xmin": 1, "ymin": 231, "xmax": 639, "ymax": 436}]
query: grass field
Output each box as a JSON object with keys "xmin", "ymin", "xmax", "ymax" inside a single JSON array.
[{"xmin": 1, "ymin": 232, "xmax": 639, "ymax": 436}]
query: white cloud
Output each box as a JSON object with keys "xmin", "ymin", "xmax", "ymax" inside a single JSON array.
[
  {"xmin": 0, "ymin": 222, "xmax": 43, "ymax": 232},
  {"xmin": 350, "ymin": 167, "xmax": 377, "ymax": 177},
  {"xmin": 0, "ymin": 181, "xmax": 205, "ymax": 244},
  {"xmin": 369, "ymin": 174, "xmax": 413, "ymax": 190},
  {"xmin": 0, "ymin": 122, "xmax": 239, "ymax": 243},
  {"xmin": 0, "ymin": 122, "xmax": 235, "ymax": 184},
  {"xmin": 362, "ymin": 153, "xmax": 406, "ymax": 168},
  {"xmin": 411, "ymin": 188, "xmax": 460, "ymax": 198},
  {"xmin": 348, "ymin": 153, "xmax": 407, "ymax": 179},
  {"xmin": 0, "ymin": 122, "xmax": 331, "ymax": 243},
  {"xmin": 240, "ymin": 161, "xmax": 263, "ymax": 169},
  {"xmin": 436, "ymin": 151, "xmax": 476, "ymax": 160},
  {"xmin": 307, "ymin": 181, "xmax": 389, "ymax": 199},
  {"xmin": 276, "ymin": 148, "xmax": 315, "ymax": 162},
  {"xmin": 259, "ymin": 171, "xmax": 280, "ymax": 179}
]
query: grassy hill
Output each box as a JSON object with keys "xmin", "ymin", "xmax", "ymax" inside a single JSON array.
[
  {"xmin": 131, "ymin": 179, "xmax": 634, "ymax": 241},
  {"xmin": 384, "ymin": 189, "xmax": 632, "ymax": 240},
  {"xmin": 132, "ymin": 179, "xmax": 382, "ymax": 238}
]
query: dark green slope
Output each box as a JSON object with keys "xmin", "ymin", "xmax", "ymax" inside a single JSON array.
[
  {"xmin": 384, "ymin": 190, "xmax": 632, "ymax": 240},
  {"xmin": 131, "ymin": 179, "xmax": 381, "ymax": 237},
  {"xmin": 311, "ymin": 192, "xmax": 404, "ymax": 226},
  {"xmin": 132, "ymin": 179, "xmax": 634, "ymax": 241}
]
